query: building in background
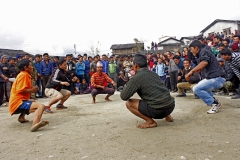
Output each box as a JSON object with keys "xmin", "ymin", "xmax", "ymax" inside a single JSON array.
[
  {"xmin": 200, "ymin": 19, "xmax": 240, "ymax": 38},
  {"xmin": 157, "ymin": 37, "xmax": 184, "ymax": 52},
  {"xmin": 110, "ymin": 43, "xmax": 144, "ymax": 55}
]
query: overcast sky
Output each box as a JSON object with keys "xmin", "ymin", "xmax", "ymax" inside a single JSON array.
[{"xmin": 0, "ymin": 0, "xmax": 240, "ymax": 56}]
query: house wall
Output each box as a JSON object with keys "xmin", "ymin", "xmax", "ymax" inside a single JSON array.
[
  {"xmin": 112, "ymin": 49, "xmax": 135, "ymax": 55},
  {"xmin": 161, "ymin": 39, "xmax": 181, "ymax": 44},
  {"xmin": 202, "ymin": 21, "xmax": 239, "ymax": 38},
  {"xmin": 112, "ymin": 47, "xmax": 144, "ymax": 55}
]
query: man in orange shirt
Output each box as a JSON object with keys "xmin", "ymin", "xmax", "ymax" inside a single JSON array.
[
  {"xmin": 9, "ymin": 59, "xmax": 49, "ymax": 132},
  {"xmin": 91, "ymin": 61, "xmax": 117, "ymax": 103}
]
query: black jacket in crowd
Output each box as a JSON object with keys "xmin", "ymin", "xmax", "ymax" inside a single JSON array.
[
  {"xmin": 66, "ymin": 61, "xmax": 75, "ymax": 79},
  {"xmin": 221, "ymin": 64, "xmax": 234, "ymax": 81},
  {"xmin": 179, "ymin": 66, "xmax": 201, "ymax": 84}
]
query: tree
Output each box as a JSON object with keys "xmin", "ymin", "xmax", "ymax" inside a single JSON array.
[{"xmin": 133, "ymin": 38, "xmax": 144, "ymax": 52}]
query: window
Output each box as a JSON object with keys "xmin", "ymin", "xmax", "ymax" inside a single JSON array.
[{"xmin": 223, "ymin": 28, "xmax": 231, "ymax": 35}]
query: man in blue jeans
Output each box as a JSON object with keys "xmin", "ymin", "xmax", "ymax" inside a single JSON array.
[{"xmin": 185, "ymin": 40, "xmax": 226, "ymax": 114}]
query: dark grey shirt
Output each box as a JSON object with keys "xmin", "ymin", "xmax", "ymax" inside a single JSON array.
[
  {"xmin": 120, "ymin": 68, "xmax": 174, "ymax": 109},
  {"xmin": 0, "ymin": 66, "xmax": 5, "ymax": 82},
  {"xmin": 198, "ymin": 46, "xmax": 225, "ymax": 79}
]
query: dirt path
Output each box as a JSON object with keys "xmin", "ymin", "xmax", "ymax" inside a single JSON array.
[{"xmin": 0, "ymin": 92, "xmax": 240, "ymax": 160}]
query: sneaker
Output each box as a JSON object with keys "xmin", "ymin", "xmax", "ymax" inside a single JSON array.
[
  {"xmin": 44, "ymin": 106, "xmax": 53, "ymax": 113},
  {"xmin": 194, "ymin": 94, "xmax": 199, "ymax": 99},
  {"xmin": 176, "ymin": 93, "xmax": 186, "ymax": 97},
  {"xmin": 207, "ymin": 102, "xmax": 222, "ymax": 114},
  {"xmin": 229, "ymin": 92, "xmax": 234, "ymax": 96},
  {"xmin": 56, "ymin": 104, "xmax": 68, "ymax": 110},
  {"xmin": 231, "ymin": 94, "xmax": 240, "ymax": 99}
]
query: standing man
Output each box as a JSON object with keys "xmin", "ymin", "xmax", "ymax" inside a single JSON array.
[
  {"xmin": 108, "ymin": 56, "xmax": 117, "ymax": 89},
  {"xmin": 100, "ymin": 54, "xmax": 109, "ymax": 74},
  {"xmin": 9, "ymin": 59, "xmax": 49, "ymax": 132},
  {"xmin": 40, "ymin": 53, "xmax": 53, "ymax": 97},
  {"xmin": 0, "ymin": 55, "xmax": 10, "ymax": 102},
  {"xmin": 185, "ymin": 40, "xmax": 226, "ymax": 114},
  {"xmin": 75, "ymin": 55, "xmax": 85, "ymax": 83},
  {"xmin": 0, "ymin": 65, "xmax": 8, "ymax": 106},
  {"xmin": 169, "ymin": 53, "xmax": 179, "ymax": 92},
  {"xmin": 91, "ymin": 62, "xmax": 116, "ymax": 103},
  {"xmin": 120, "ymin": 53, "xmax": 174, "ymax": 129},
  {"xmin": 25, "ymin": 54, "xmax": 38, "ymax": 100},
  {"xmin": 34, "ymin": 54, "xmax": 42, "ymax": 98},
  {"xmin": 83, "ymin": 53, "xmax": 90, "ymax": 85},
  {"xmin": 65, "ymin": 54, "xmax": 76, "ymax": 94},
  {"xmin": 90, "ymin": 56, "xmax": 98, "ymax": 72}
]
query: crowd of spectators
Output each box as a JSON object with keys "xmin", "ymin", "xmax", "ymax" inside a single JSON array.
[{"xmin": 0, "ymin": 32, "xmax": 240, "ymax": 106}]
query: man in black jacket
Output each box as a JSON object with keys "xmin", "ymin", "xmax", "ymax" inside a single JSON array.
[
  {"xmin": 177, "ymin": 59, "xmax": 201, "ymax": 97},
  {"xmin": 65, "ymin": 54, "xmax": 76, "ymax": 94},
  {"xmin": 44, "ymin": 59, "xmax": 71, "ymax": 113}
]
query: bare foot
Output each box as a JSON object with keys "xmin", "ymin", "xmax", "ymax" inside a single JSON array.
[
  {"xmin": 18, "ymin": 118, "xmax": 29, "ymax": 123},
  {"xmin": 31, "ymin": 121, "xmax": 49, "ymax": 132},
  {"xmin": 105, "ymin": 97, "xmax": 112, "ymax": 101},
  {"xmin": 137, "ymin": 121, "xmax": 157, "ymax": 129},
  {"xmin": 18, "ymin": 114, "xmax": 29, "ymax": 123},
  {"xmin": 165, "ymin": 115, "xmax": 173, "ymax": 122}
]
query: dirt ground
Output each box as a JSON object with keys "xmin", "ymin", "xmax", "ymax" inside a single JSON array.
[{"xmin": 0, "ymin": 91, "xmax": 240, "ymax": 160}]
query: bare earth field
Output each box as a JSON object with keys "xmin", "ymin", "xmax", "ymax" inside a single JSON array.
[{"xmin": 0, "ymin": 92, "xmax": 240, "ymax": 160}]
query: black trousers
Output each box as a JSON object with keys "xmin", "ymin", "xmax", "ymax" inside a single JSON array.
[
  {"xmin": 170, "ymin": 71, "xmax": 178, "ymax": 91},
  {"xmin": 0, "ymin": 83, "xmax": 4, "ymax": 105},
  {"xmin": 41, "ymin": 75, "xmax": 50, "ymax": 97}
]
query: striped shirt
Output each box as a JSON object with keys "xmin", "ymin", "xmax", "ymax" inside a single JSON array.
[
  {"xmin": 91, "ymin": 72, "xmax": 114, "ymax": 88},
  {"xmin": 228, "ymin": 52, "xmax": 240, "ymax": 78}
]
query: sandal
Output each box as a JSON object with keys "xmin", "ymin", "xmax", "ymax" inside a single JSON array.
[
  {"xmin": 56, "ymin": 104, "xmax": 68, "ymax": 110},
  {"xmin": 44, "ymin": 106, "xmax": 53, "ymax": 114}
]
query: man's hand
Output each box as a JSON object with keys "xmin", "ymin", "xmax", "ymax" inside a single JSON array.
[
  {"xmin": 4, "ymin": 77, "xmax": 9, "ymax": 82},
  {"xmin": 72, "ymin": 76, "xmax": 78, "ymax": 82},
  {"xmin": 185, "ymin": 71, "xmax": 193, "ymax": 81},
  {"xmin": 97, "ymin": 85, "xmax": 105, "ymax": 89},
  {"xmin": 3, "ymin": 67, "xmax": 8, "ymax": 70},
  {"xmin": 31, "ymin": 86, "xmax": 39, "ymax": 93},
  {"xmin": 113, "ymin": 82, "xmax": 117, "ymax": 87},
  {"xmin": 177, "ymin": 76, "xmax": 181, "ymax": 81},
  {"xmin": 70, "ymin": 73, "xmax": 74, "ymax": 76},
  {"xmin": 61, "ymin": 82, "xmax": 70, "ymax": 86}
]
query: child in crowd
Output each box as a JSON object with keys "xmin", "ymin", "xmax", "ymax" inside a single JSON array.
[
  {"xmin": 89, "ymin": 68, "xmax": 95, "ymax": 78},
  {"xmin": 80, "ymin": 79, "xmax": 90, "ymax": 94},
  {"xmin": 164, "ymin": 61, "xmax": 171, "ymax": 90},
  {"xmin": 156, "ymin": 58, "xmax": 166, "ymax": 83},
  {"xmin": 117, "ymin": 71, "xmax": 127, "ymax": 91},
  {"xmin": 74, "ymin": 78, "xmax": 81, "ymax": 94}
]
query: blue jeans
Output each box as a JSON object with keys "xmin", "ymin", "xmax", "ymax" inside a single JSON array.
[{"xmin": 193, "ymin": 77, "xmax": 226, "ymax": 106}]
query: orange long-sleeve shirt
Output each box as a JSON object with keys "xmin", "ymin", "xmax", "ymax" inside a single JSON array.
[
  {"xmin": 9, "ymin": 71, "xmax": 32, "ymax": 115},
  {"xmin": 91, "ymin": 72, "xmax": 114, "ymax": 88}
]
